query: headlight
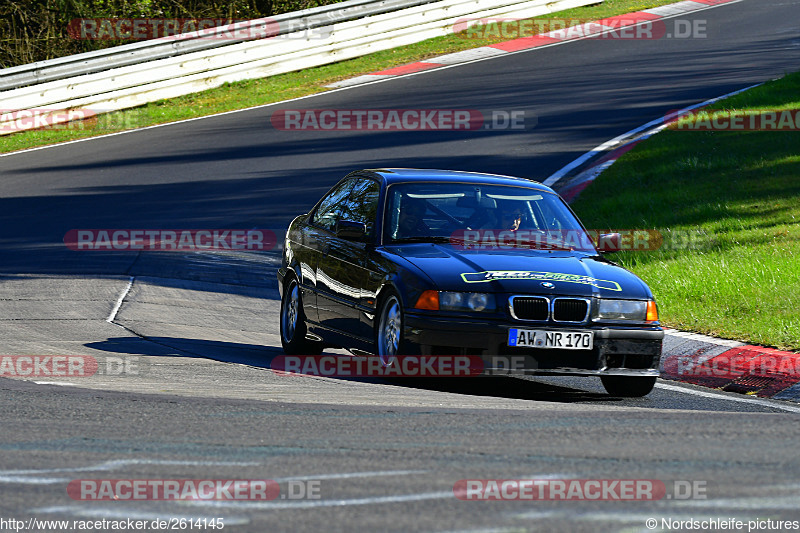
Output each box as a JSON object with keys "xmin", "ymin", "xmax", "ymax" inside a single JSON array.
[
  {"xmin": 593, "ymin": 299, "xmax": 649, "ymax": 321},
  {"xmin": 439, "ymin": 292, "xmax": 495, "ymax": 312}
]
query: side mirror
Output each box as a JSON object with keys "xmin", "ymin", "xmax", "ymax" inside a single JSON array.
[
  {"xmin": 596, "ymin": 232, "xmax": 622, "ymax": 253},
  {"xmin": 336, "ymin": 220, "xmax": 368, "ymax": 241}
]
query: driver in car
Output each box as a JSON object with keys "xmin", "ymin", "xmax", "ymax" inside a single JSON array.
[
  {"xmin": 472, "ymin": 202, "xmax": 525, "ymax": 231},
  {"xmin": 397, "ymin": 196, "xmax": 430, "ymax": 238},
  {"xmin": 498, "ymin": 204, "xmax": 524, "ymax": 232}
]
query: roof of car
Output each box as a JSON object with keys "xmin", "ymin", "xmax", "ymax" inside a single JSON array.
[{"xmin": 357, "ymin": 168, "xmax": 552, "ymax": 192}]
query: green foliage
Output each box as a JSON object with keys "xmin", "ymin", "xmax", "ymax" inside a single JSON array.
[{"xmin": 0, "ymin": 0, "xmax": 345, "ymax": 68}]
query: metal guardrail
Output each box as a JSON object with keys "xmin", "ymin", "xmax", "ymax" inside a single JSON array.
[{"xmin": 0, "ymin": 0, "xmax": 439, "ymax": 91}]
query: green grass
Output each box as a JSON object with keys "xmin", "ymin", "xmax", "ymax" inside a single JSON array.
[
  {"xmin": 571, "ymin": 71, "xmax": 800, "ymax": 350},
  {"xmin": 0, "ymin": 0, "xmax": 681, "ymax": 153}
]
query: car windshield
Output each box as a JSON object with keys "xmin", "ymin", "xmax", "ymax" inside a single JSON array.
[{"xmin": 383, "ymin": 182, "xmax": 596, "ymax": 252}]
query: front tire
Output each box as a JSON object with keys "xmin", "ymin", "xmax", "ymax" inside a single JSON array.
[
  {"xmin": 601, "ymin": 375, "xmax": 657, "ymax": 397},
  {"xmin": 376, "ymin": 293, "xmax": 403, "ymax": 366},
  {"xmin": 280, "ymin": 277, "xmax": 322, "ymax": 355}
]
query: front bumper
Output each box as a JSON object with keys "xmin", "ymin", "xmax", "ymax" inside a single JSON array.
[{"xmin": 404, "ymin": 313, "xmax": 662, "ymax": 377}]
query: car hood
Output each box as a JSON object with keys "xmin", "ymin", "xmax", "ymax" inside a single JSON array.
[{"xmin": 383, "ymin": 244, "xmax": 652, "ymax": 299}]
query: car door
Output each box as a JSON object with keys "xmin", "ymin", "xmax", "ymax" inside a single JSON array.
[
  {"xmin": 305, "ymin": 178, "xmax": 354, "ymax": 327},
  {"xmin": 315, "ymin": 176, "xmax": 381, "ymax": 341},
  {"xmin": 336, "ymin": 177, "xmax": 382, "ymax": 341}
]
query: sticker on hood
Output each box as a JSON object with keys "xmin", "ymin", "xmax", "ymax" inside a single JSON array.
[{"xmin": 460, "ymin": 270, "xmax": 621, "ymax": 291}]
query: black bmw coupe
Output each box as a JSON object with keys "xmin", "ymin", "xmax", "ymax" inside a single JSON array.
[{"xmin": 278, "ymin": 169, "xmax": 663, "ymax": 396}]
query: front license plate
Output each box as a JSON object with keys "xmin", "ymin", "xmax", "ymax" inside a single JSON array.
[{"xmin": 508, "ymin": 329, "xmax": 593, "ymax": 350}]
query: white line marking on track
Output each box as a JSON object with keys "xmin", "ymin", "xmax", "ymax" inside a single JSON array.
[
  {"xmin": 514, "ymin": 510, "xmax": 759, "ymax": 526},
  {"xmin": 0, "ymin": 459, "xmax": 260, "ymax": 476},
  {"xmin": 655, "ymin": 383, "xmax": 800, "ymax": 413},
  {"xmin": 187, "ymin": 490, "xmax": 453, "ymax": 509},
  {"xmin": 107, "ymin": 276, "xmax": 134, "ymax": 323},
  {"xmin": 275, "ymin": 469, "xmax": 426, "ymax": 482},
  {"xmin": 544, "ymin": 81, "xmax": 760, "ymax": 186},
  {"xmin": 436, "ymin": 526, "xmax": 528, "ymax": 533},
  {"xmin": 671, "ymin": 496, "xmax": 800, "ymax": 510},
  {"xmin": 0, "ymin": 475, "xmax": 72, "ymax": 484}
]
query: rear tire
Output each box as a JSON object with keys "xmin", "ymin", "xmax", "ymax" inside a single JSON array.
[
  {"xmin": 601, "ymin": 375, "xmax": 657, "ymax": 397},
  {"xmin": 280, "ymin": 277, "xmax": 323, "ymax": 355}
]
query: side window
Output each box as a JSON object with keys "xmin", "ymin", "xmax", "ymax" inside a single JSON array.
[
  {"xmin": 311, "ymin": 179, "xmax": 354, "ymax": 232},
  {"xmin": 341, "ymin": 178, "xmax": 380, "ymax": 235}
]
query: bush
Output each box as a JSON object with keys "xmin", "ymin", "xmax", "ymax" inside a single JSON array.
[{"xmin": 0, "ymin": 0, "xmax": 345, "ymax": 68}]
